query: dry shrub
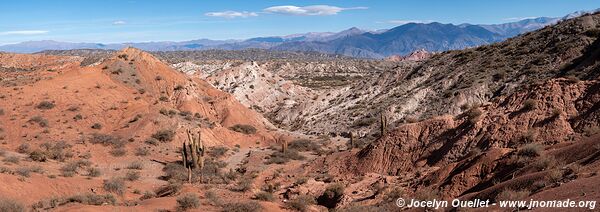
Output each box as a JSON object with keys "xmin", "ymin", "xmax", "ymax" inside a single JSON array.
[
  {"xmin": 152, "ymin": 129, "xmax": 175, "ymax": 142},
  {"xmin": 522, "ymin": 99, "xmax": 537, "ymax": 111},
  {"xmin": 253, "ymin": 191, "xmax": 274, "ymax": 201},
  {"xmin": 176, "ymin": 193, "xmax": 200, "ymax": 211},
  {"xmin": 222, "ymin": 201, "xmax": 263, "ymax": 212},
  {"xmin": 125, "ymin": 170, "xmax": 141, "ymax": 181},
  {"xmin": 288, "ymin": 195, "xmax": 316, "ymax": 212},
  {"xmin": 517, "ymin": 143, "xmax": 544, "ymax": 157},
  {"xmin": 103, "ymin": 178, "xmax": 126, "ymax": 195},
  {"xmin": 0, "ymin": 198, "xmax": 24, "ymax": 212},
  {"xmin": 228, "ymin": 124, "xmax": 257, "ymax": 135}
]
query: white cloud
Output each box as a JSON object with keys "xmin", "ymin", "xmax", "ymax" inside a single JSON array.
[
  {"xmin": 113, "ymin": 20, "xmax": 127, "ymax": 25},
  {"xmin": 0, "ymin": 30, "xmax": 48, "ymax": 35},
  {"xmin": 502, "ymin": 17, "xmax": 539, "ymax": 21},
  {"xmin": 263, "ymin": 5, "xmax": 367, "ymax": 16},
  {"xmin": 205, "ymin": 11, "xmax": 258, "ymax": 19},
  {"xmin": 383, "ymin": 20, "xmax": 432, "ymax": 25}
]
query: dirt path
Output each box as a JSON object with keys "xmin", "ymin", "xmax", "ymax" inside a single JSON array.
[{"xmin": 225, "ymin": 148, "xmax": 252, "ymax": 171}]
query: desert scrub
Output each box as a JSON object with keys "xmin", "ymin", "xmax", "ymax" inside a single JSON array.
[
  {"xmin": 288, "ymin": 195, "xmax": 316, "ymax": 212},
  {"xmin": 0, "ymin": 198, "xmax": 25, "ymax": 212},
  {"xmin": 135, "ymin": 147, "xmax": 149, "ymax": 156},
  {"xmin": 127, "ymin": 161, "xmax": 144, "ymax": 170},
  {"xmin": 36, "ymin": 101, "xmax": 55, "ymax": 110},
  {"xmin": 87, "ymin": 167, "xmax": 102, "ymax": 177},
  {"xmin": 151, "ymin": 129, "xmax": 175, "ymax": 142},
  {"xmin": 266, "ymin": 149, "xmax": 305, "ymax": 164},
  {"xmin": 222, "ymin": 201, "xmax": 263, "ymax": 212},
  {"xmin": 103, "ymin": 177, "xmax": 126, "ymax": 195},
  {"xmin": 28, "ymin": 116, "xmax": 49, "ymax": 127},
  {"xmin": 517, "ymin": 143, "xmax": 544, "ymax": 157},
  {"xmin": 228, "ymin": 124, "xmax": 257, "ymax": 134},
  {"xmin": 125, "ymin": 170, "xmax": 141, "ymax": 181},
  {"xmin": 176, "ymin": 193, "xmax": 200, "ymax": 211},
  {"xmin": 252, "ymin": 191, "xmax": 274, "ymax": 201},
  {"xmin": 522, "ymin": 99, "xmax": 537, "ymax": 111},
  {"xmin": 496, "ymin": 189, "xmax": 529, "ymax": 201}
]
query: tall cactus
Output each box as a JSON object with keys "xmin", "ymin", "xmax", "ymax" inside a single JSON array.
[
  {"xmin": 380, "ymin": 113, "xmax": 388, "ymax": 137},
  {"xmin": 186, "ymin": 128, "xmax": 205, "ymax": 170}
]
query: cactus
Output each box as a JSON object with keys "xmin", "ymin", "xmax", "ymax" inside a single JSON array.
[
  {"xmin": 186, "ymin": 128, "xmax": 205, "ymax": 170},
  {"xmin": 182, "ymin": 142, "xmax": 188, "ymax": 168},
  {"xmin": 380, "ymin": 113, "xmax": 388, "ymax": 137}
]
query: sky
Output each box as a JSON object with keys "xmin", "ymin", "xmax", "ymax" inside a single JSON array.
[{"xmin": 0, "ymin": 0, "xmax": 598, "ymax": 45}]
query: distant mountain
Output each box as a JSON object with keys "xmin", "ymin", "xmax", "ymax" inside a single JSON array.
[
  {"xmin": 1, "ymin": 8, "xmax": 596, "ymax": 57},
  {"xmin": 273, "ymin": 22, "xmax": 505, "ymax": 58}
]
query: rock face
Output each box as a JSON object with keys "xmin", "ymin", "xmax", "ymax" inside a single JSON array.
[{"xmin": 385, "ymin": 49, "xmax": 432, "ymax": 62}]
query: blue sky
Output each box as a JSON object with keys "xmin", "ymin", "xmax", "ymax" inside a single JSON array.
[{"xmin": 0, "ymin": 0, "xmax": 597, "ymax": 44}]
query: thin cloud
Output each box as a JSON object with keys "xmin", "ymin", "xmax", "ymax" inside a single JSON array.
[
  {"xmin": 205, "ymin": 11, "xmax": 258, "ymax": 19},
  {"xmin": 264, "ymin": 5, "xmax": 367, "ymax": 16},
  {"xmin": 502, "ymin": 16, "xmax": 539, "ymax": 21},
  {"xmin": 0, "ymin": 30, "xmax": 49, "ymax": 35},
  {"xmin": 113, "ymin": 20, "xmax": 127, "ymax": 25}
]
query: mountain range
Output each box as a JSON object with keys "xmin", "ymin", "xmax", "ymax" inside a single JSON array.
[{"xmin": 1, "ymin": 9, "xmax": 597, "ymax": 58}]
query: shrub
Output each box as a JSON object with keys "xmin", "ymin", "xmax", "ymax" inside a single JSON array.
[
  {"xmin": 229, "ymin": 124, "xmax": 257, "ymax": 135},
  {"xmin": 135, "ymin": 147, "xmax": 149, "ymax": 156},
  {"xmin": 152, "ymin": 130, "xmax": 175, "ymax": 142},
  {"xmin": 517, "ymin": 143, "xmax": 544, "ymax": 157},
  {"xmin": 205, "ymin": 190, "xmax": 222, "ymax": 206},
  {"xmin": 532, "ymin": 155, "xmax": 560, "ymax": 171},
  {"xmin": 288, "ymin": 195, "xmax": 316, "ymax": 212},
  {"xmin": 496, "ymin": 189, "xmax": 529, "ymax": 201},
  {"xmin": 87, "ymin": 167, "xmax": 102, "ymax": 177},
  {"xmin": 90, "ymin": 133, "xmax": 125, "ymax": 148},
  {"xmin": 231, "ymin": 178, "xmax": 253, "ymax": 192},
  {"xmin": 144, "ymin": 138, "xmax": 159, "ymax": 146},
  {"xmin": 127, "ymin": 161, "xmax": 144, "ymax": 170},
  {"xmin": 266, "ymin": 149, "xmax": 305, "ymax": 164},
  {"xmin": 208, "ymin": 146, "xmax": 229, "ymax": 158},
  {"xmin": 289, "ymin": 139, "xmax": 321, "ymax": 152},
  {"xmin": 103, "ymin": 178, "xmax": 126, "ymax": 195},
  {"xmin": 60, "ymin": 161, "xmax": 91, "ymax": 177},
  {"xmin": 222, "ymin": 201, "xmax": 263, "ymax": 212},
  {"xmin": 29, "ymin": 150, "xmax": 48, "ymax": 162},
  {"xmin": 176, "ymin": 193, "xmax": 200, "ymax": 211},
  {"xmin": 109, "ymin": 148, "xmax": 127, "ymax": 157},
  {"xmin": 16, "ymin": 143, "xmax": 30, "ymax": 154},
  {"xmin": 466, "ymin": 107, "xmax": 483, "ymax": 124},
  {"xmin": 125, "ymin": 170, "xmax": 141, "ymax": 181},
  {"xmin": 91, "ymin": 123, "xmax": 102, "ymax": 130},
  {"xmin": 28, "ymin": 116, "xmax": 49, "ymax": 127},
  {"xmin": 521, "ymin": 130, "xmax": 538, "ymax": 143},
  {"xmin": 3, "ymin": 156, "xmax": 19, "ymax": 164},
  {"xmin": 66, "ymin": 193, "xmax": 116, "ymax": 205},
  {"xmin": 0, "ymin": 198, "xmax": 25, "ymax": 212},
  {"xmin": 253, "ymin": 191, "xmax": 274, "ymax": 201},
  {"xmin": 546, "ymin": 169, "xmax": 564, "ymax": 184},
  {"xmin": 15, "ymin": 167, "xmax": 31, "ymax": 177},
  {"xmin": 522, "ymin": 99, "xmax": 537, "ymax": 111},
  {"xmin": 140, "ymin": 191, "xmax": 156, "ymax": 200},
  {"xmin": 36, "ymin": 101, "xmax": 55, "ymax": 110}
]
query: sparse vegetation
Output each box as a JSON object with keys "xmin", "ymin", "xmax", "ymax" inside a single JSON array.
[
  {"xmin": 517, "ymin": 143, "xmax": 544, "ymax": 157},
  {"xmin": 109, "ymin": 148, "xmax": 127, "ymax": 157},
  {"xmin": 135, "ymin": 147, "xmax": 149, "ymax": 156},
  {"xmin": 229, "ymin": 124, "xmax": 257, "ymax": 134},
  {"xmin": 253, "ymin": 191, "xmax": 274, "ymax": 201},
  {"xmin": 125, "ymin": 170, "xmax": 141, "ymax": 181},
  {"xmin": 28, "ymin": 116, "xmax": 49, "ymax": 127},
  {"xmin": 0, "ymin": 198, "xmax": 25, "ymax": 212},
  {"xmin": 103, "ymin": 177, "xmax": 126, "ymax": 195},
  {"xmin": 91, "ymin": 123, "xmax": 103, "ymax": 129},
  {"xmin": 3, "ymin": 156, "xmax": 20, "ymax": 164},
  {"xmin": 266, "ymin": 149, "xmax": 305, "ymax": 164},
  {"xmin": 152, "ymin": 129, "xmax": 175, "ymax": 142},
  {"xmin": 36, "ymin": 101, "xmax": 55, "ymax": 110},
  {"xmin": 87, "ymin": 167, "xmax": 102, "ymax": 177},
  {"xmin": 288, "ymin": 195, "xmax": 316, "ymax": 212},
  {"xmin": 176, "ymin": 193, "xmax": 200, "ymax": 211},
  {"xmin": 127, "ymin": 161, "xmax": 144, "ymax": 170},
  {"xmin": 222, "ymin": 201, "xmax": 263, "ymax": 212}
]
